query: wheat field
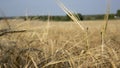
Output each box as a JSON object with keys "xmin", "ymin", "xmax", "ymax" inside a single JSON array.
[{"xmin": 0, "ymin": 19, "xmax": 120, "ymax": 68}]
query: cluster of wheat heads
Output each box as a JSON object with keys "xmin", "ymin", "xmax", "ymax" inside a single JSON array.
[{"xmin": 0, "ymin": 0, "xmax": 120, "ymax": 68}]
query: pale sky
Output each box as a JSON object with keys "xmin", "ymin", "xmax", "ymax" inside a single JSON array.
[{"xmin": 0, "ymin": 0, "xmax": 120, "ymax": 17}]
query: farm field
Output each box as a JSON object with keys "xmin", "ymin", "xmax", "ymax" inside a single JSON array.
[{"xmin": 0, "ymin": 20, "xmax": 120, "ymax": 68}]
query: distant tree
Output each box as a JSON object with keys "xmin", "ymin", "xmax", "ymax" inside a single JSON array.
[
  {"xmin": 0, "ymin": 17, "xmax": 2, "ymax": 20},
  {"xmin": 116, "ymin": 10, "xmax": 120, "ymax": 16},
  {"xmin": 65, "ymin": 13, "xmax": 83, "ymax": 21},
  {"xmin": 65, "ymin": 14, "xmax": 71, "ymax": 21},
  {"xmin": 109, "ymin": 14, "xmax": 115, "ymax": 19},
  {"xmin": 77, "ymin": 13, "xmax": 83, "ymax": 21}
]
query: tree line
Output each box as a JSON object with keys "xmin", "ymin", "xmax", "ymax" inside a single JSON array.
[
  {"xmin": 0, "ymin": 10, "xmax": 120, "ymax": 21},
  {"xmin": 22, "ymin": 13, "xmax": 83, "ymax": 21}
]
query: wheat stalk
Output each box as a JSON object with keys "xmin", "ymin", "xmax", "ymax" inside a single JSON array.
[
  {"xmin": 55, "ymin": 0, "xmax": 85, "ymax": 31},
  {"xmin": 101, "ymin": 0, "xmax": 110, "ymax": 56}
]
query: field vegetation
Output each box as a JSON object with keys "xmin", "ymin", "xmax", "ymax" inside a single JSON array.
[
  {"xmin": 0, "ymin": 0, "xmax": 120, "ymax": 68},
  {"xmin": 0, "ymin": 19, "xmax": 120, "ymax": 68}
]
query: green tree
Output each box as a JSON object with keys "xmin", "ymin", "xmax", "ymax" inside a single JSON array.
[
  {"xmin": 65, "ymin": 13, "xmax": 83, "ymax": 21},
  {"xmin": 109, "ymin": 14, "xmax": 115, "ymax": 19},
  {"xmin": 77, "ymin": 13, "xmax": 83, "ymax": 20},
  {"xmin": 116, "ymin": 10, "xmax": 120, "ymax": 16}
]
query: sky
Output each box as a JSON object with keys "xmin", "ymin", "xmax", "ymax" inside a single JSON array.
[{"xmin": 0, "ymin": 0, "xmax": 120, "ymax": 17}]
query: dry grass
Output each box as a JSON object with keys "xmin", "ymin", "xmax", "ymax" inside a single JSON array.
[{"xmin": 0, "ymin": 19, "xmax": 120, "ymax": 68}]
